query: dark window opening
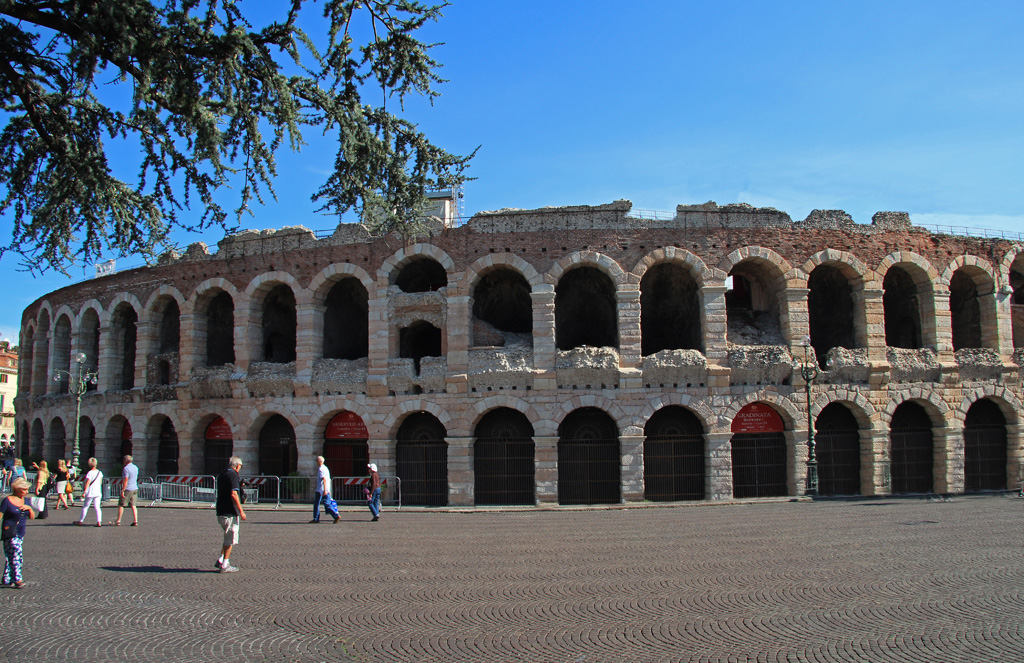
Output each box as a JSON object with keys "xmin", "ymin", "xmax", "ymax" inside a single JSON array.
[
  {"xmin": 400, "ymin": 321, "xmax": 442, "ymax": 375},
  {"xmin": 159, "ymin": 301, "xmax": 180, "ymax": 354},
  {"xmin": 950, "ymin": 270, "xmax": 983, "ymax": 350},
  {"xmin": 81, "ymin": 309, "xmax": 100, "ymax": 391},
  {"xmin": 815, "ymin": 403, "xmax": 861, "ymax": 496},
  {"xmin": 890, "ymin": 402, "xmax": 933, "ymax": 494},
  {"xmin": 323, "ymin": 278, "xmax": 369, "ymax": 360},
  {"xmin": 1009, "ymin": 268, "xmax": 1023, "ymax": 349},
  {"xmin": 726, "ymin": 263, "xmax": 783, "ymax": 345},
  {"xmin": 643, "ymin": 406, "xmax": 705, "ymax": 501},
  {"xmin": 396, "ymin": 412, "xmax": 448, "ymax": 506},
  {"xmin": 158, "ymin": 360, "xmax": 171, "ymax": 386},
  {"xmin": 883, "ymin": 267, "xmax": 923, "ymax": 349},
  {"xmin": 259, "ymin": 414, "xmax": 297, "ymax": 477},
  {"xmin": 641, "ymin": 263, "xmax": 702, "ymax": 355},
  {"xmin": 206, "ymin": 292, "xmax": 235, "ymax": 367},
  {"xmin": 263, "ymin": 285, "xmax": 297, "ymax": 363},
  {"xmin": 808, "ymin": 265, "xmax": 856, "ymax": 368},
  {"xmin": 555, "ymin": 267, "xmax": 617, "ymax": 350},
  {"xmin": 474, "ymin": 408, "xmax": 535, "ymax": 505},
  {"xmin": 472, "ymin": 268, "xmax": 532, "ymax": 343},
  {"xmin": 53, "ymin": 317, "xmax": 72, "ymax": 394},
  {"xmin": 113, "ymin": 305, "xmax": 138, "ymax": 390},
  {"xmin": 395, "ymin": 257, "xmax": 447, "ymax": 293},
  {"xmin": 963, "ymin": 399, "xmax": 1007, "ymax": 492},
  {"xmin": 558, "ymin": 408, "xmax": 620, "ymax": 505}
]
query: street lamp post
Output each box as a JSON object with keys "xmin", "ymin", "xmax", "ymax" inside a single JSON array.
[
  {"xmin": 53, "ymin": 352, "xmax": 98, "ymax": 476},
  {"xmin": 800, "ymin": 336, "xmax": 819, "ymax": 497}
]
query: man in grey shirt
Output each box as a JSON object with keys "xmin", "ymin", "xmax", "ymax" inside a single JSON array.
[{"xmin": 114, "ymin": 455, "xmax": 140, "ymax": 526}]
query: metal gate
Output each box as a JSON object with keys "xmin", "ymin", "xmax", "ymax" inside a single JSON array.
[
  {"xmin": 558, "ymin": 408, "xmax": 620, "ymax": 505},
  {"xmin": 157, "ymin": 419, "xmax": 178, "ymax": 476},
  {"xmin": 474, "ymin": 409, "xmax": 535, "ymax": 505},
  {"xmin": 396, "ymin": 413, "xmax": 448, "ymax": 506},
  {"xmin": 964, "ymin": 400, "xmax": 1007, "ymax": 491},
  {"xmin": 815, "ymin": 404, "xmax": 861, "ymax": 496},
  {"xmin": 323, "ymin": 440, "xmax": 369, "ymax": 478},
  {"xmin": 890, "ymin": 403, "xmax": 934, "ymax": 494},
  {"xmin": 731, "ymin": 432, "xmax": 787, "ymax": 498},
  {"xmin": 643, "ymin": 406, "xmax": 705, "ymax": 501}
]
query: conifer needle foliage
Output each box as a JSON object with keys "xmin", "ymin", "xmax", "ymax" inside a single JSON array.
[{"xmin": 0, "ymin": 0, "xmax": 473, "ymax": 273}]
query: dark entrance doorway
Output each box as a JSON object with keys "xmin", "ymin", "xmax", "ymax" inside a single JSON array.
[
  {"xmin": 323, "ymin": 411, "xmax": 370, "ymax": 478},
  {"xmin": 890, "ymin": 402, "xmax": 934, "ymax": 494},
  {"xmin": 258, "ymin": 415, "xmax": 297, "ymax": 477},
  {"xmin": 964, "ymin": 399, "xmax": 1007, "ymax": 492},
  {"xmin": 815, "ymin": 403, "xmax": 862, "ymax": 496},
  {"xmin": 558, "ymin": 408, "xmax": 619, "ymax": 505},
  {"xmin": 730, "ymin": 403, "xmax": 787, "ymax": 498},
  {"xmin": 643, "ymin": 406, "xmax": 705, "ymax": 501},
  {"xmin": 157, "ymin": 418, "xmax": 179, "ymax": 475},
  {"xmin": 474, "ymin": 408, "xmax": 535, "ymax": 506},
  {"xmin": 204, "ymin": 416, "xmax": 233, "ymax": 475},
  {"xmin": 396, "ymin": 413, "xmax": 448, "ymax": 506}
]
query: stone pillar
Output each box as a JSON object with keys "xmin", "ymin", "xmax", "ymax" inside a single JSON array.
[
  {"xmin": 535, "ymin": 435, "xmax": 558, "ymax": 504},
  {"xmin": 995, "ymin": 283, "xmax": 1016, "ymax": 356},
  {"xmin": 178, "ymin": 313, "xmax": 199, "ymax": 379},
  {"xmin": 446, "ymin": 294, "xmax": 470, "ymax": 395},
  {"xmin": 617, "ymin": 286, "xmax": 642, "ymax": 389},
  {"xmin": 933, "ymin": 286, "xmax": 955, "ymax": 359},
  {"xmin": 294, "ymin": 303, "xmax": 322, "ymax": 397},
  {"xmin": 787, "ymin": 428, "xmax": 805, "ymax": 497},
  {"xmin": 861, "ymin": 427, "xmax": 889, "ymax": 496},
  {"xmin": 134, "ymin": 321, "xmax": 157, "ymax": 387},
  {"xmin": 39, "ymin": 331, "xmax": 57, "ymax": 395},
  {"xmin": 234, "ymin": 305, "xmax": 258, "ymax": 372},
  {"xmin": 532, "ymin": 286, "xmax": 556, "ymax": 391},
  {"xmin": 859, "ymin": 288, "xmax": 887, "ymax": 362},
  {"xmin": 96, "ymin": 325, "xmax": 116, "ymax": 392},
  {"xmin": 706, "ymin": 431, "xmax": 733, "ymax": 500},
  {"xmin": 446, "ymin": 435, "xmax": 473, "ymax": 506},
  {"xmin": 702, "ymin": 285, "xmax": 729, "ymax": 365},
  {"xmin": 620, "ymin": 434, "xmax": 644, "ymax": 502},
  {"xmin": 785, "ymin": 287, "xmax": 810, "ymax": 346},
  {"xmin": 231, "ymin": 438, "xmax": 259, "ymax": 471},
  {"xmin": 935, "ymin": 425, "xmax": 964, "ymax": 494},
  {"xmin": 366, "ymin": 285, "xmax": 390, "ymax": 397},
  {"xmin": 1005, "ymin": 423, "xmax": 1022, "ymax": 493}
]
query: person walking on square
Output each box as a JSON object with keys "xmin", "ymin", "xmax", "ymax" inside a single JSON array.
[
  {"xmin": 214, "ymin": 456, "xmax": 246, "ymax": 573},
  {"xmin": 73, "ymin": 458, "xmax": 103, "ymax": 527},
  {"xmin": 311, "ymin": 456, "xmax": 340, "ymax": 524},
  {"xmin": 367, "ymin": 463, "xmax": 382, "ymax": 522},
  {"xmin": 2, "ymin": 478, "xmax": 35, "ymax": 588},
  {"xmin": 31, "ymin": 461, "xmax": 50, "ymax": 520},
  {"xmin": 53, "ymin": 459, "xmax": 71, "ymax": 510},
  {"xmin": 113, "ymin": 455, "xmax": 139, "ymax": 526}
]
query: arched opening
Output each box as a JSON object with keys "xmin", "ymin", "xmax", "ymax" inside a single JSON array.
[
  {"xmin": 808, "ymin": 264, "xmax": 857, "ymax": 368},
  {"xmin": 204, "ymin": 291, "xmax": 235, "ymax": 367},
  {"xmin": 395, "ymin": 257, "xmax": 447, "ymax": 293},
  {"xmin": 323, "ymin": 278, "xmax": 369, "ymax": 360},
  {"xmin": 474, "ymin": 408, "xmax": 535, "ymax": 505},
  {"xmin": 730, "ymin": 403, "xmax": 787, "ymax": 498},
  {"xmin": 204, "ymin": 416, "xmax": 233, "ymax": 475},
  {"xmin": 262, "ymin": 285, "xmax": 297, "ymax": 363},
  {"xmin": 157, "ymin": 417, "xmax": 179, "ymax": 475},
  {"xmin": 949, "ymin": 267, "xmax": 993, "ymax": 351},
  {"xmin": 80, "ymin": 308, "xmax": 100, "ymax": 391},
  {"xmin": 158, "ymin": 299, "xmax": 180, "ymax": 354},
  {"xmin": 640, "ymin": 263, "xmax": 702, "ymax": 355},
  {"xmin": 258, "ymin": 414, "xmax": 297, "ymax": 477},
  {"xmin": 890, "ymin": 402, "xmax": 934, "ymax": 494},
  {"xmin": 30, "ymin": 419, "xmax": 43, "ymax": 458},
  {"xmin": 1010, "ymin": 259, "xmax": 1024, "ymax": 349},
  {"xmin": 555, "ymin": 266, "xmax": 617, "ymax": 350},
  {"xmin": 558, "ymin": 408, "xmax": 619, "ymax": 505},
  {"xmin": 643, "ymin": 406, "xmax": 705, "ymax": 501},
  {"xmin": 53, "ymin": 315, "xmax": 72, "ymax": 394},
  {"xmin": 472, "ymin": 267, "xmax": 532, "ymax": 345},
  {"xmin": 399, "ymin": 321, "xmax": 442, "ymax": 375},
  {"xmin": 78, "ymin": 417, "xmax": 96, "ymax": 465},
  {"xmin": 19, "ymin": 328, "xmax": 33, "ymax": 396},
  {"xmin": 963, "ymin": 399, "xmax": 1007, "ymax": 492},
  {"xmin": 396, "ymin": 412, "xmax": 448, "ymax": 506},
  {"xmin": 883, "ymin": 266, "xmax": 923, "ymax": 349},
  {"xmin": 111, "ymin": 303, "xmax": 138, "ymax": 390},
  {"xmin": 47, "ymin": 418, "xmax": 66, "ymax": 461},
  {"xmin": 726, "ymin": 260, "xmax": 784, "ymax": 345},
  {"xmin": 323, "ymin": 411, "xmax": 369, "ymax": 478},
  {"xmin": 119, "ymin": 420, "xmax": 133, "ymax": 459},
  {"xmin": 33, "ymin": 312, "xmax": 50, "ymax": 396},
  {"xmin": 815, "ymin": 403, "xmax": 861, "ymax": 496},
  {"xmin": 157, "ymin": 360, "xmax": 171, "ymax": 385}
]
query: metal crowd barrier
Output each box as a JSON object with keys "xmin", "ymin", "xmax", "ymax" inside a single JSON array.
[
  {"xmin": 154, "ymin": 475, "xmax": 216, "ymax": 504},
  {"xmin": 332, "ymin": 476, "xmax": 402, "ymax": 509}
]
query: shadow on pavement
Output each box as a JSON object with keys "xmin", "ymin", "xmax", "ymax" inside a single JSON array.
[{"xmin": 100, "ymin": 566, "xmax": 210, "ymax": 574}]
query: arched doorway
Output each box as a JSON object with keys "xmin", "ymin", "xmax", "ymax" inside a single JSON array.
[
  {"xmin": 204, "ymin": 417, "xmax": 233, "ymax": 475},
  {"xmin": 474, "ymin": 408, "xmax": 535, "ymax": 506},
  {"xmin": 963, "ymin": 399, "xmax": 1007, "ymax": 492},
  {"xmin": 643, "ymin": 406, "xmax": 705, "ymax": 501},
  {"xmin": 815, "ymin": 403, "xmax": 861, "ymax": 496},
  {"xmin": 730, "ymin": 403, "xmax": 787, "ymax": 498},
  {"xmin": 396, "ymin": 412, "xmax": 448, "ymax": 506},
  {"xmin": 323, "ymin": 412, "xmax": 369, "ymax": 477},
  {"xmin": 558, "ymin": 408, "xmax": 620, "ymax": 505},
  {"xmin": 259, "ymin": 415, "xmax": 297, "ymax": 477},
  {"xmin": 119, "ymin": 420, "xmax": 133, "ymax": 458},
  {"xmin": 157, "ymin": 418, "xmax": 179, "ymax": 475},
  {"xmin": 890, "ymin": 402, "xmax": 934, "ymax": 494}
]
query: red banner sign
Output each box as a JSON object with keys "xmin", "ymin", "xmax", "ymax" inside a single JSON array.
[
  {"xmin": 205, "ymin": 416, "xmax": 233, "ymax": 441},
  {"xmin": 326, "ymin": 411, "xmax": 369, "ymax": 440},
  {"xmin": 731, "ymin": 403, "xmax": 784, "ymax": 434}
]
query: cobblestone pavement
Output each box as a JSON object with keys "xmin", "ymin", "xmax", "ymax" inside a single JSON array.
[{"xmin": 1, "ymin": 495, "xmax": 1023, "ymax": 662}]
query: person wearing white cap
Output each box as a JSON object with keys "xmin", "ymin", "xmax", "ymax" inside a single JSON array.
[{"xmin": 367, "ymin": 463, "xmax": 381, "ymax": 522}]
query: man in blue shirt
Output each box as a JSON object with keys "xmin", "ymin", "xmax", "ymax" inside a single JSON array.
[{"xmin": 114, "ymin": 455, "xmax": 140, "ymax": 526}]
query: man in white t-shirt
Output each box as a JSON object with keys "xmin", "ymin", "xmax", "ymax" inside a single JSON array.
[{"xmin": 311, "ymin": 456, "xmax": 339, "ymax": 524}]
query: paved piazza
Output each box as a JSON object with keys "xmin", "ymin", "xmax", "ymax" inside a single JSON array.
[{"xmin": 1, "ymin": 496, "xmax": 1023, "ymax": 662}]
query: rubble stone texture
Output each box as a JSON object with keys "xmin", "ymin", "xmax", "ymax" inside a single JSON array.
[{"xmin": 14, "ymin": 200, "xmax": 1024, "ymax": 504}]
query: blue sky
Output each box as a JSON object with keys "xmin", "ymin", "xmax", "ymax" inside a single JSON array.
[{"xmin": 2, "ymin": 0, "xmax": 1022, "ymax": 343}]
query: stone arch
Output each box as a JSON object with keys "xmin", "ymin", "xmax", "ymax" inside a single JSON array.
[
  {"xmin": 144, "ymin": 408, "xmax": 181, "ymax": 476},
  {"xmin": 245, "ymin": 273, "xmax": 300, "ymax": 363},
  {"xmin": 941, "ymin": 256, "xmax": 997, "ymax": 351},
  {"xmin": 723, "ymin": 390, "xmax": 802, "ymax": 433},
  {"xmin": 802, "ymin": 250, "xmax": 875, "ymax": 366},
  {"xmin": 466, "ymin": 395, "xmax": 541, "ymax": 435},
  {"xmin": 810, "ymin": 389, "xmax": 877, "ymax": 430},
  {"xmin": 468, "ymin": 262, "xmax": 534, "ymax": 344},
  {"xmin": 461, "ymin": 253, "xmax": 543, "ymax": 295},
  {"xmin": 636, "ymin": 253, "xmax": 705, "ymax": 355},
  {"xmin": 142, "ymin": 286, "xmax": 188, "ymax": 323},
  {"xmin": 310, "ymin": 399, "xmax": 377, "ymax": 439},
  {"xmin": 309, "ymin": 263, "xmax": 375, "ymax": 306},
  {"xmin": 1001, "ymin": 246, "xmax": 1024, "ymax": 349},
  {"xmin": 553, "ymin": 258, "xmax": 622, "ymax": 350},
  {"xmin": 719, "ymin": 248, "xmax": 795, "ymax": 347},
  {"xmin": 378, "ymin": 244, "xmax": 455, "ymax": 289},
  {"xmin": 190, "ymin": 279, "xmax": 240, "ymax": 368},
  {"xmin": 634, "ymin": 394, "xmax": 716, "ymax": 434},
  {"xmin": 880, "ymin": 389, "xmax": 950, "ymax": 427},
  {"xmin": 107, "ymin": 295, "xmax": 142, "ymax": 390},
  {"xmin": 381, "ymin": 399, "xmax": 454, "ymax": 436},
  {"xmin": 51, "ymin": 311, "xmax": 74, "ymax": 394},
  {"xmin": 546, "ymin": 250, "xmax": 628, "ymax": 286},
  {"xmin": 551, "ymin": 394, "xmax": 634, "ymax": 435},
  {"xmin": 31, "ymin": 308, "xmax": 51, "ymax": 397},
  {"xmin": 632, "ymin": 247, "xmax": 713, "ymax": 285},
  {"xmin": 956, "ymin": 386, "xmax": 1021, "ymax": 427},
  {"xmin": 877, "ymin": 252, "xmax": 939, "ymax": 350}
]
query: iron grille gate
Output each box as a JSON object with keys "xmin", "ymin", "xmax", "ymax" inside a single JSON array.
[
  {"xmin": 396, "ymin": 442, "xmax": 447, "ymax": 505},
  {"xmin": 644, "ymin": 434, "xmax": 704, "ymax": 501},
  {"xmin": 558, "ymin": 408, "xmax": 620, "ymax": 505},
  {"xmin": 816, "ymin": 429, "xmax": 861, "ymax": 496},
  {"xmin": 890, "ymin": 427, "xmax": 933, "ymax": 494},
  {"xmin": 731, "ymin": 432, "xmax": 787, "ymax": 498},
  {"xmin": 474, "ymin": 438, "xmax": 535, "ymax": 505},
  {"xmin": 964, "ymin": 424, "xmax": 1007, "ymax": 491}
]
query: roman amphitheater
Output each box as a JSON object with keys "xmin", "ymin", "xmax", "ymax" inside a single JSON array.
[{"xmin": 13, "ymin": 200, "xmax": 1024, "ymax": 505}]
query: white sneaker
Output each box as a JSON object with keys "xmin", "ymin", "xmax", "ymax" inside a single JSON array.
[{"xmin": 219, "ymin": 564, "xmax": 239, "ymax": 573}]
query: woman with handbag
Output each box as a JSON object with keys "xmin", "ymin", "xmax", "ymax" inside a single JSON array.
[
  {"xmin": 31, "ymin": 461, "xmax": 50, "ymax": 520},
  {"xmin": 73, "ymin": 458, "xmax": 103, "ymax": 527},
  {"xmin": 54, "ymin": 459, "xmax": 71, "ymax": 510},
  {"xmin": 2, "ymin": 477, "xmax": 36, "ymax": 588}
]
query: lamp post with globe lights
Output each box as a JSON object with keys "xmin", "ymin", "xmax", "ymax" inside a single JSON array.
[
  {"xmin": 53, "ymin": 352, "xmax": 98, "ymax": 475},
  {"xmin": 800, "ymin": 336, "xmax": 819, "ymax": 497}
]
